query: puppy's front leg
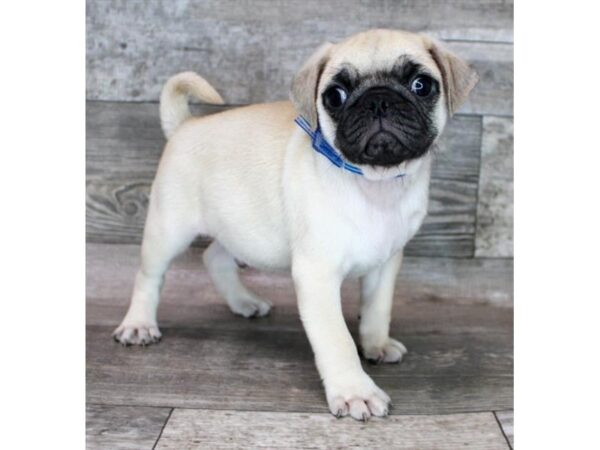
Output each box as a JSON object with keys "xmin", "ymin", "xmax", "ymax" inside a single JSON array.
[
  {"xmin": 292, "ymin": 257, "xmax": 390, "ymax": 421},
  {"xmin": 359, "ymin": 251, "xmax": 407, "ymax": 363}
]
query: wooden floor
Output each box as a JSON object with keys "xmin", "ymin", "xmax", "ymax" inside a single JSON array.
[{"xmin": 86, "ymin": 243, "xmax": 513, "ymax": 449}]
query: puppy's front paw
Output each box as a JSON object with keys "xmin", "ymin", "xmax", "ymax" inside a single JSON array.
[
  {"xmin": 112, "ymin": 322, "xmax": 162, "ymax": 346},
  {"xmin": 325, "ymin": 372, "xmax": 391, "ymax": 421},
  {"xmin": 361, "ymin": 337, "xmax": 407, "ymax": 364}
]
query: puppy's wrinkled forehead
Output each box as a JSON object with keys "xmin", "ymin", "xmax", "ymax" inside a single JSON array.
[{"xmin": 321, "ymin": 30, "xmax": 441, "ymax": 84}]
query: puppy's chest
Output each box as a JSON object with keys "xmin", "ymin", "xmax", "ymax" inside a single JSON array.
[
  {"xmin": 345, "ymin": 204, "xmax": 424, "ymax": 275},
  {"xmin": 315, "ymin": 184, "xmax": 428, "ymax": 276}
]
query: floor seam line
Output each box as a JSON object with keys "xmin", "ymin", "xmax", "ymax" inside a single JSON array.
[
  {"xmin": 87, "ymin": 403, "xmax": 512, "ymax": 416},
  {"xmin": 152, "ymin": 407, "xmax": 173, "ymax": 450},
  {"xmin": 493, "ymin": 410, "xmax": 513, "ymax": 450}
]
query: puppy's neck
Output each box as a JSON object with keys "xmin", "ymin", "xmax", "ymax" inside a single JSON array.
[
  {"xmin": 357, "ymin": 154, "xmax": 432, "ymax": 199},
  {"xmin": 359, "ymin": 155, "xmax": 429, "ymax": 182},
  {"xmin": 312, "ymin": 147, "xmax": 432, "ymax": 207}
]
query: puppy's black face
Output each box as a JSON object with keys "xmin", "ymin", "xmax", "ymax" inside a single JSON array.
[{"xmin": 321, "ymin": 57, "xmax": 441, "ymax": 167}]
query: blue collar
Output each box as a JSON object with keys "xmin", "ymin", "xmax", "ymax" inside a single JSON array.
[
  {"xmin": 294, "ymin": 116, "xmax": 404, "ymax": 179},
  {"xmin": 294, "ymin": 116, "xmax": 364, "ymax": 175}
]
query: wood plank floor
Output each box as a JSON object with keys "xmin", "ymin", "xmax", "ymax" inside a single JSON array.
[
  {"xmin": 155, "ymin": 410, "xmax": 508, "ymax": 450},
  {"xmin": 87, "ymin": 243, "xmax": 513, "ymax": 449}
]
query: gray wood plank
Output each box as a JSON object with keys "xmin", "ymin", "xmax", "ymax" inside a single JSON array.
[
  {"xmin": 155, "ymin": 409, "xmax": 509, "ymax": 450},
  {"xmin": 87, "ymin": 322, "xmax": 512, "ymax": 414},
  {"xmin": 475, "ymin": 116, "xmax": 514, "ymax": 257},
  {"xmin": 86, "ymin": 0, "xmax": 514, "ymax": 46},
  {"xmin": 86, "ymin": 404, "xmax": 171, "ymax": 450},
  {"xmin": 86, "ymin": 101, "xmax": 481, "ymax": 257},
  {"xmin": 86, "ymin": 0, "xmax": 513, "ymax": 115},
  {"xmin": 448, "ymin": 42, "xmax": 513, "ymax": 116},
  {"xmin": 495, "ymin": 410, "xmax": 514, "ymax": 449},
  {"xmin": 87, "ymin": 320, "xmax": 512, "ymax": 415}
]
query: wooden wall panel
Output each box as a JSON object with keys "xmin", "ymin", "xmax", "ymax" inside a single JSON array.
[
  {"xmin": 475, "ymin": 116, "xmax": 514, "ymax": 257},
  {"xmin": 86, "ymin": 1, "xmax": 514, "ymax": 257},
  {"xmin": 86, "ymin": 0, "xmax": 513, "ymax": 115},
  {"xmin": 86, "ymin": 101, "xmax": 481, "ymax": 257}
]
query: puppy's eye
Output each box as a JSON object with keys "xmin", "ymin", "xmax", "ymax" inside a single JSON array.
[
  {"xmin": 410, "ymin": 76, "xmax": 434, "ymax": 97},
  {"xmin": 323, "ymin": 86, "xmax": 348, "ymax": 109}
]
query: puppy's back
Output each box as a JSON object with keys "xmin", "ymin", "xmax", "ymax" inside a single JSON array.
[{"xmin": 152, "ymin": 101, "xmax": 298, "ymax": 267}]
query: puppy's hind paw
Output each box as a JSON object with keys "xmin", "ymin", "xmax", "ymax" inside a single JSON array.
[
  {"xmin": 228, "ymin": 295, "xmax": 272, "ymax": 318},
  {"xmin": 112, "ymin": 323, "xmax": 162, "ymax": 346}
]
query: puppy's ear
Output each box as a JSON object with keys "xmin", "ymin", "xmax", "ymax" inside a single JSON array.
[
  {"xmin": 290, "ymin": 42, "xmax": 334, "ymax": 128},
  {"xmin": 423, "ymin": 36, "xmax": 478, "ymax": 116}
]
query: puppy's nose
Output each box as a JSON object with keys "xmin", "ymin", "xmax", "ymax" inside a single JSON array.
[
  {"xmin": 367, "ymin": 96, "xmax": 390, "ymax": 118},
  {"xmin": 364, "ymin": 132, "xmax": 396, "ymax": 159}
]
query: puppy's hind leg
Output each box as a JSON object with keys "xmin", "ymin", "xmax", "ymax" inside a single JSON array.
[
  {"xmin": 203, "ymin": 241, "xmax": 272, "ymax": 318},
  {"xmin": 359, "ymin": 251, "xmax": 408, "ymax": 364},
  {"xmin": 113, "ymin": 197, "xmax": 198, "ymax": 345}
]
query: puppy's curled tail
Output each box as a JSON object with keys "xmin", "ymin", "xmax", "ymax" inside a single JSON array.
[{"xmin": 159, "ymin": 71, "xmax": 225, "ymax": 139}]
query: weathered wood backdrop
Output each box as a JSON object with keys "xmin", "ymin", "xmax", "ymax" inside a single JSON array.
[{"xmin": 86, "ymin": 0, "xmax": 513, "ymax": 258}]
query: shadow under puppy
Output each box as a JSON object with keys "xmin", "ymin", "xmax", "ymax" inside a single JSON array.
[{"xmin": 113, "ymin": 29, "xmax": 478, "ymax": 421}]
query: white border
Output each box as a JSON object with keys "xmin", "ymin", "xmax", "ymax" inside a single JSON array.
[
  {"xmin": 516, "ymin": 1, "xmax": 600, "ymax": 448},
  {"xmin": 2, "ymin": 1, "xmax": 600, "ymax": 448},
  {"xmin": 1, "ymin": 2, "xmax": 85, "ymax": 448}
]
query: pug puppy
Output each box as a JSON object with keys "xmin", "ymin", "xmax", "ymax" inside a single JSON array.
[{"xmin": 113, "ymin": 29, "xmax": 477, "ymax": 421}]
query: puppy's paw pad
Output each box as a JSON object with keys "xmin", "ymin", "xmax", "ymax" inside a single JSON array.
[
  {"xmin": 112, "ymin": 323, "xmax": 162, "ymax": 346},
  {"xmin": 229, "ymin": 296, "xmax": 272, "ymax": 318},
  {"xmin": 362, "ymin": 337, "xmax": 407, "ymax": 364}
]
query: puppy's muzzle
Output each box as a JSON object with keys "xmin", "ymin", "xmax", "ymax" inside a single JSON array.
[
  {"xmin": 363, "ymin": 93, "xmax": 400, "ymax": 160},
  {"xmin": 364, "ymin": 131, "xmax": 398, "ymax": 160},
  {"xmin": 338, "ymin": 87, "xmax": 434, "ymax": 167}
]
